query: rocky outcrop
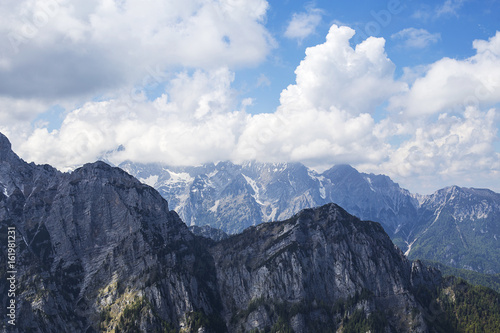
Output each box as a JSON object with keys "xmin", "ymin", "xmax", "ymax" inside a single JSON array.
[
  {"xmin": 0, "ymin": 133, "xmax": 223, "ymax": 332},
  {"xmin": 210, "ymin": 203, "xmax": 438, "ymax": 332}
]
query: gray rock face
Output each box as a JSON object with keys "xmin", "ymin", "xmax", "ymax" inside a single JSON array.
[
  {"xmin": 210, "ymin": 203, "xmax": 437, "ymax": 332},
  {"xmin": 0, "ymin": 134, "xmax": 222, "ymax": 332}
]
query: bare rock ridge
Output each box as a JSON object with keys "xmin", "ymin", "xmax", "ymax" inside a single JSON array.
[
  {"xmin": 189, "ymin": 225, "xmax": 229, "ymax": 241},
  {"xmin": 0, "ymin": 133, "xmax": 11, "ymax": 155},
  {"xmin": 210, "ymin": 204, "xmax": 440, "ymax": 332},
  {"xmin": 1, "ymin": 135, "xmax": 222, "ymax": 332},
  {"xmin": 0, "ymin": 132, "xmax": 494, "ymax": 332}
]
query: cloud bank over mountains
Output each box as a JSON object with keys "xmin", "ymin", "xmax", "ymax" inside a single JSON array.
[{"xmin": 0, "ymin": 0, "xmax": 499, "ymax": 194}]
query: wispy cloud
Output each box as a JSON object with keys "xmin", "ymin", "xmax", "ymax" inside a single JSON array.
[
  {"xmin": 412, "ymin": 0, "xmax": 467, "ymax": 20},
  {"xmin": 391, "ymin": 28, "xmax": 441, "ymax": 49},
  {"xmin": 284, "ymin": 7, "xmax": 323, "ymax": 42},
  {"xmin": 436, "ymin": 0, "xmax": 466, "ymax": 17},
  {"xmin": 256, "ymin": 73, "xmax": 271, "ymax": 87}
]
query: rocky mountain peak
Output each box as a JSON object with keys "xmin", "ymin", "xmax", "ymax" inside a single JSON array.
[
  {"xmin": 0, "ymin": 132, "xmax": 11, "ymax": 151},
  {"xmin": 73, "ymin": 160, "xmax": 138, "ymax": 182},
  {"xmin": 0, "ymin": 132, "xmax": 19, "ymax": 163},
  {"xmin": 210, "ymin": 202, "xmax": 438, "ymax": 332},
  {"xmin": 322, "ymin": 163, "xmax": 359, "ymax": 180}
]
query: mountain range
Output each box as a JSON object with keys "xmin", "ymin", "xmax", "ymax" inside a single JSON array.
[
  {"xmin": 119, "ymin": 160, "xmax": 500, "ymax": 275},
  {"xmin": 3, "ymin": 131, "xmax": 500, "ymax": 332}
]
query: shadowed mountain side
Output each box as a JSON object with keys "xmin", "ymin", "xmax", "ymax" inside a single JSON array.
[{"xmin": 210, "ymin": 203, "xmax": 440, "ymax": 332}]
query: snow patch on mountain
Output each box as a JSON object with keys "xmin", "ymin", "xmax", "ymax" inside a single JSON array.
[
  {"xmin": 307, "ymin": 170, "xmax": 326, "ymax": 199},
  {"xmin": 364, "ymin": 176, "xmax": 376, "ymax": 192},
  {"xmin": 242, "ymin": 174, "xmax": 259, "ymax": 196},
  {"xmin": 140, "ymin": 175, "xmax": 158, "ymax": 187},
  {"xmin": 244, "ymin": 173, "xmax": 275, "ymax": 207},
  {"xmin": 319, "ymin": 180, "xmax": 326, "ymax": 200},
  {"xmin": 209, "ymin": 199, "xmax": 220, "ymax": 213},
  {"xmin": 167, "ymin": 171, "xmax": 194, "ymax": 184},
  {"xmin": 174, "ymin": 193, "xmax": 190, "ymax": 211}
]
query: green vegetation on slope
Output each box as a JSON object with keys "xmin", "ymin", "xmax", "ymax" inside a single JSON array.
[
  {"xmin": 416, "ymin": 276, "xmax": 500, "ymax": 332},
  {"xmin": 235, "ymin": 289, "xmax": 388, "ymax": 333},
  {"xmin": 423, "ymin": 260, "xmax": 500, "ymax": 293},
  {"xmin": 439, "ymin": 277, "xmax": 500, "ymax": 332}
]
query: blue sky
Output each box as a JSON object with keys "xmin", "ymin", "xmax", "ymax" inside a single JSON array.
[
  {"xmin": 238, "ymin": 0, "xmax": 500, "ymax": 114},
  {"xmin": 0, "ymin": 0, "xmax": 499, "ymax": 194}
]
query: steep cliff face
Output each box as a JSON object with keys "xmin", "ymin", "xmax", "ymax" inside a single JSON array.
[
  {"xmin": 210, "ymin": 203, "xmax": 438, "ymax": 332},
  {"xmin": 0, "ymin": 133, "xmax": 223, "ymax": 332}
]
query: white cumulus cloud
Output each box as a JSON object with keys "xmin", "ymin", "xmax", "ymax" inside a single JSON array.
[
  {"xmin": 236, "ymin": 25, "xmax": 403, "ymax": 167},
  {"xmin": 389, "ymin": 31, "xmax": 500, "ymax": 116},
  {"xmin": 17, "ymin": 68, "xmax": 246, "ymax": 168},
  {"xmin": 5, "ymin": 23, "xmax": 500, "ymax": 194},
  {"xmin": 374, "ymin": 107, "xmax": 500, "ymax": 193},
  {"xmin": 281, "ymin": 25, "xmax": 407, "ymax": 115},
  {"xmin": 0, "ymin": 0, "xmax": 274, "ymax": 101}
]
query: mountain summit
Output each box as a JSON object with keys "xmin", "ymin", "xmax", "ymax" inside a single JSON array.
[
  {"xmin": 0, "ymin": 132, "xmax": 11, "ymax": 151},
  {"xmin": 0, "ymin": 134, "xmax": 222, "ymax": 332}
]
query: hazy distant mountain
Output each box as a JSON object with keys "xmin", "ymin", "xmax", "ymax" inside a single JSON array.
[
  {"xmin": 120, "ymin": 160, "xmax": 500, "ymax": 274},
  {"xmin": 406, "ymin": 186, "xmax": 500, "ymax": 274},
  {"xmin": 119, "ymin": 161, "xmax": 417, "ymax": 236}
]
